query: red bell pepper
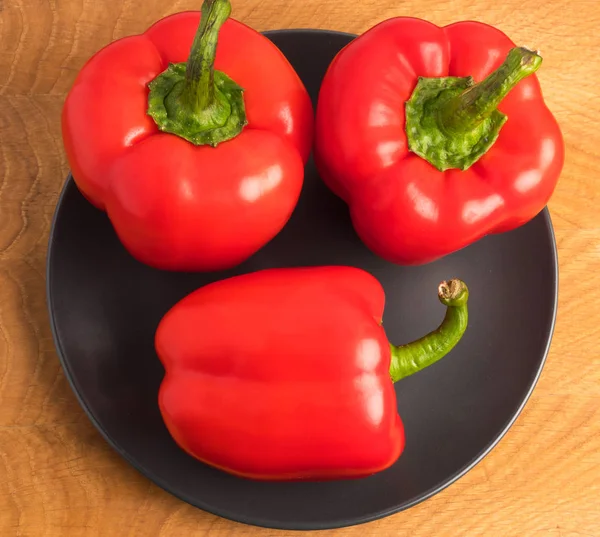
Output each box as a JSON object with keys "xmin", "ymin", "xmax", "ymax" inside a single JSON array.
[
  {"xmin": 155, "ymin": 266, "xmax": 469, "ymax": 481},
  {"xmin": 62, "ymin": 0, "xmax": 313, "ymax": 272},
  {"xmin": 314, "ymin": 18, "xmax": 564, "ymax": 265}
]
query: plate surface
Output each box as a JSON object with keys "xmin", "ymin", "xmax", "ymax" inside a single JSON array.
[{"xmin": 47, "ymin": 29, "xmax": 558, "ymax": 530}]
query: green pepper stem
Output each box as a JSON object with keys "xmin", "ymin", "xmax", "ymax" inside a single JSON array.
[
  {"xmin": 389, "ymin": 279, "xmax": 469, "ymax": 383},
  {"xmin": 439, "ymin": 47, "xmax": 542, "ymax": 134},
  {"xmin": 182, "ymin": 0, "xmax": 231, "ymax": 112},
  {"xmin": 146, "ymin": 0, "xmax": 247, "ymax": 146}
]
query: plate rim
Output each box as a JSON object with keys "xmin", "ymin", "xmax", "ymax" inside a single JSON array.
[{"xmin": 46, "ymin": 27, "xmax": 559, "ymax": 531}]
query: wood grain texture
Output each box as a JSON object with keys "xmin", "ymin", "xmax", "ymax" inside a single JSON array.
[{"xmin": 1, "ymin": 0, "xmax": 599, "ymax": 535}]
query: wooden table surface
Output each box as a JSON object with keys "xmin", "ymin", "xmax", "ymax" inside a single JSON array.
[{"xmin": 1, "ymin": 0, "xmax": 599, "ymax": 535}]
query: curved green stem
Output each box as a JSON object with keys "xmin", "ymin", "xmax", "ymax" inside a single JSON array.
[
  {"xmin": 389, "ymin": 279, "xmax": 469, "ymax": 383},
  {"xmin": 147, "ymin": 0, "xmax": 247, "ymax": 146}
]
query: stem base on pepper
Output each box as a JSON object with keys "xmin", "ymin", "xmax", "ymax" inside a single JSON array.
[
  {"xmin": 406, "ymin": 47, "xmax": 542, "ymax": 171},
  {"xmin": 406, "ymin": 76, "xmax": 507, "ymax": 171},
  {"xmin": 146, "ymin": 0, "xmax": 248, "ymax": 147},
  {"xmin": 147, "ymin": 62, "xmax": 247, "ymax": 147}
]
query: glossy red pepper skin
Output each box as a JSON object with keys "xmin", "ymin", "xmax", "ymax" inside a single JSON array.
[
  {"xmin": 314, "ymin": 18, "xmax": 564, "ymax": 265},
  {"xmin": 62, "ymin": 11, "xmax": 313, "ymax": 272},
  {"xmin": 155, "ymin": 266, "xmax": 405, "ymax": 481}
]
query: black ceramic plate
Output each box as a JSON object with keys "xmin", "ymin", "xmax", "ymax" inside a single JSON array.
[{"xmin": 47, "ymin": 29, "xmax": 558, "ymax": 530}]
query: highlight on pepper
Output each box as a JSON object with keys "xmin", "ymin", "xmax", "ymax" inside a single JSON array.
[
  {"xmin": 62, "ymin": 0, "xmax": 313, "ymax": 272},
  {"xmin": 154, "ymin": 266, "xmax": 469, "ymax": 481}
]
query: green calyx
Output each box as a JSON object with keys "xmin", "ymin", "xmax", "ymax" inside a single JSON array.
[
  {"xmin": 405, "ymin": 47, "xmax": 542, "ymax": 171},
  {"xmin": 389, "ymin": 279, "xmax": 469, "ymax": 383},
  {"xmin": 147, "ymin": 0, "xmax": 247, "ymax": 146},
  {"xmin": 148, "ymin": 63, "xmax": 246, "ymax": 146}
]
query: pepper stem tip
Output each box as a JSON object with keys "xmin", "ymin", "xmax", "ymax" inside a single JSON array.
[{"xmin": 438, "ymin": 279, "xmax": 469, "ymax": 307}]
